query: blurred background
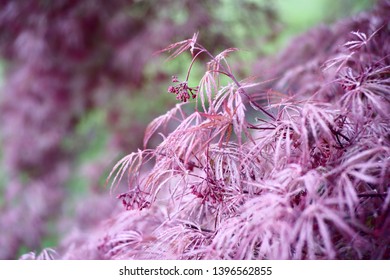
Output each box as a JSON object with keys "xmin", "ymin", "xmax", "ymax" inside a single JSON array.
[{"xmin": 0, "ymin": 0, "xmax": 375, "ymax": 259}]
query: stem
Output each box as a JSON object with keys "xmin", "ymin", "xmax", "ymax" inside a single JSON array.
[
  {"xmin": 185, "ymin": 49, "xmax": 205, "ymax": 82},
  {"xmin": 358, "ymin": 192, "xmax": 387, "ymax": 198}
]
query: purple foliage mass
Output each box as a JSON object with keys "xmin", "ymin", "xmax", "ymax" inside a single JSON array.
[
  {"xmin": 0, "ymin": 0, "xmax": 387, "ymax": 260},
  {"xmin": 42, "ymin": 1, "xmax": 389, "ymax": 260}
]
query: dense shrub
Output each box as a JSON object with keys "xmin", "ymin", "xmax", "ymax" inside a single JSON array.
[{"xmin": 47, "ymin": 1, "xmax": 390, "ymax": 259}]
